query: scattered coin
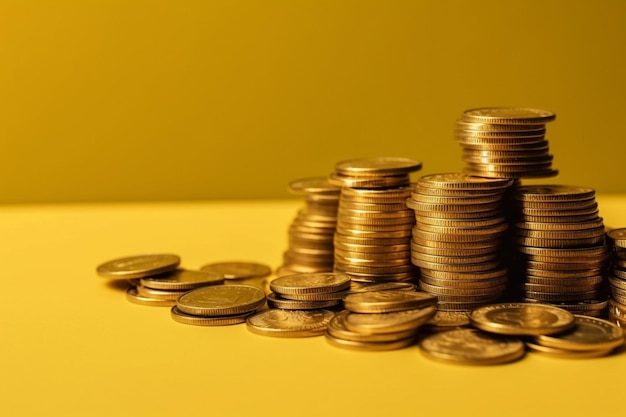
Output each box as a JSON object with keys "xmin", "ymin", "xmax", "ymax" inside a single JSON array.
[
  {"xmin": 176, "ymin": 284, "xmax": 266, "ymax": 317},
  {"xmin": 419, "ymin": 328, "xmax": 525, "ymax": 365},
  {"xmin": 246, "ymin": 309, "xmax": 335, "ymax": 337},
  {"xmin": 532, "ymin": 315, "xmax": 624, "ymax": 352},
  {"xmin": 140, "ymin": 268, "xmax": 224, "ymax": 290},
  {"xmin": 469, "ymin": 303, "xmax": 575, "ymax": 336},
  {"xmin": 97, "ymin": 254, "xmax": 180, "ymax": 279}
]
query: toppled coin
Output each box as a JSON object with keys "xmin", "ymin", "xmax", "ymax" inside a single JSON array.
[
  {"xmin": 469, "ymin": 303, "xmax": 575, "ymax": 336},
  {"xmin": 246, "ymin": 309, "xmax": 335, "ymax": 337},
  {"xmin": 97, "ymin": 254, "xmax": 180, "ymax": 279}
]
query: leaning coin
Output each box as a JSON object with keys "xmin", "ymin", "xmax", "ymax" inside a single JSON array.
[
  {"xmin": 170, "ymin": 306, "xmax": 255, "ymax": 326},
  {"xmin": 533, "ymin": 315, "xmax": 624, "ymax": 351},
  {"xmin": 419, "ymin": 328, "xmax": 525, "ymax": 365},
  {"xmin": 97, "ymin": 254, "xmax": 180, "ymax": 279},
  {"xmin": 140, "ymin": 268, "xmax": 224, "ymax": 290},
  {"xmin": 176, "ymin": 284, "xmax": 266, "ymax": 316},
  {"xmin": 200, "ymin": 261, "xmax": 272, "ymax": 280},
  {"xmin": 343, "ymin": 290, "xmax": 437, "ymax": 313},
  {"xmin": 525, "ymin": 341, "xmax": 616, "ymax": 359},
  {"xmin": 469, "ymin": 303, "xmax": 575, "ymax": 336},
  {"xmin": 343, "ymin": 305, "xmax": 437, "ymax": 334},
  {"xmin": 246, "ymin": 309, "xmax": 335, "ymax": 337},
  {"xmin": 125, "ymin": 287, "xmax": 177, "ymax": 307}
]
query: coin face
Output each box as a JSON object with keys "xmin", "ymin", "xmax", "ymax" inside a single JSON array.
[
  {"xmin": 246, "ymin": 309, "xmax": 335, "ymax": 337},
  {"xmin": 469, "ymin": 303, "xmax": 575, "ymax": 336},
  {"xmin": 97, "ymin": 254, "xmax": 180, "ymax": 279},
  {"xmin": 419, "ymin": 328, "xmax": 525, "ymax": 365},
  {"xmin": 533, "ymin": 315, "xmax": 624, "ymax": 351},
  {"xmin": 200, "ymin": 261, "xmax": 272, "ymax": 280},
  {"xmin": 176, "ymin": 285, "xmax": 266, "ymax": 316}
]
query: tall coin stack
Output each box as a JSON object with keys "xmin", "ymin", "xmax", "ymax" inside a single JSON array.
[
  {"xmin": 277, "ymin": 177, "xmax": 341, "ymax": 277},
  {"xmin": 605, "ymin": 228, "xmax": 626, "ymax": 327},
  {"xmin": 328, "ymin": 157, "xmax": 422, "ymax": 283},
  {"xmin": 406, "ymin": 173, "xmax": 514, "ymax": 312},
  {"xmin": 455, "ymin": 107, "xmax": 558, "ymax": 180},
  {"xmin": 510, "ymin": 185, "xmax": 609, "ymax": 316}
]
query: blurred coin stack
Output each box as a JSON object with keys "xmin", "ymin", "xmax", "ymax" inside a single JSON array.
[
  {"xmin": 406, "ymin": 173, "xmax": 514, "ymax": 312},
  {"xmin": 277, "ymin": 177, "xmax": 341, "ymax": 276},
  {"xmin": 455, "ymin": 107, "xmax": 558, "ymax": 179},
  {"xmin": 267, "ymin": 272, "xmax": 350, "ymax": 311},
  {"xmin": 510, "ymin": 185, "xmax": 609, "ymax": 316},
  {"xmin": 606, "ymin": 228, "xmax": 626, "ymax": 327},
  {"xmin": 325, "ymin": 289, "xmax": 437, "ymax": 350},
  {"xmin": 328, "ymin": 157, "xmax": 421, "ymax": 283}
]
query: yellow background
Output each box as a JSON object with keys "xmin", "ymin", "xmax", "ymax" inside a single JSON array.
[{"xmin": 1, "ymin": 0, "xmax": 625, "ymax": 203}]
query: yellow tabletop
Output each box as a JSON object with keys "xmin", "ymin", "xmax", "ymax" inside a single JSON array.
[{"xmin": 1, "ymin": 197, "xmax": 625, "ymax": 417}]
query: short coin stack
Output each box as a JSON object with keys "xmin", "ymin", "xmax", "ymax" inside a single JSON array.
[
  {"xmin": 96, "ymin": 254, "xmax": 224, "ymax": 307},
  {"xmin": 325, "ymin": 289, "xmax": 437, "ymax": 350},
  {"xmin": 172, "ymin": 284, "xmax": 266, "ymax": 326},
  {"xmin": 329, "ymin": 157, "xmax": 421, "ymax": 283},
  {"xmin": 510, "ymin": 185, "xmax": 609, "ymax": 316},
  {"xmin": 455, "ymin": 107, "xmax": 558, "ymax": 179},
  {"xmin": 267, "ymin": 272, "xmax": 350, "ymax": 310},
  {"xmin": 277, "ymin": 177, "xmax": 341, "ymax": 276},
  {"xmin": 406, "ymin": 173, "xmax": 514, "ymax": 312},
  {"xmin": 605, "ymin": 228, "xmax": 626, "ymax": 327}
]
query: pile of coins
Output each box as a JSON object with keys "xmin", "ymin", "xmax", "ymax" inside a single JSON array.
[
  {"xmin": 406, "ymin": 173, "xmax": 514, "ymax": 312},
  {"xmin": 96, "ymin": 254, "xmax": 224, "ymax": 307},
  {"xmin": 455, "ymin": 107, "xmax": 558, "ymax": 179},
  {"xmin": 509, "ymin": 185, "xmax": 609, "ymax": 315},
  {"xmin": 606, "ymin": 228, "xmax": 626, "ymax": 326},
  {"xmin": 277, "ymin": 177, "xmax": 340, "ymax": 276},
  {"xmin": 267, "ymin": 272, "xmax": 350, "ymax": 310},
  {"xmin": 325, "ymin": 290, "xmax": 437, "ymax": 350},
  {"xmin": 328, "ymin": 157, "xmax": 421, "ymax": 283}
]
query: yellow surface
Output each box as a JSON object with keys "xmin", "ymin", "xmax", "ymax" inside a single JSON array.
[
  {"xmin": 1, "ymin": 1, "xmax": 626, "ymax": 203},
  {"xmin": 1, "ymin": 197, "xmax": 626, "ymax": 417}
]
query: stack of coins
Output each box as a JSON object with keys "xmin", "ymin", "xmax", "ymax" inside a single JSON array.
[
  {"xmin": 171, "ymin": 284, "xmax": 266, "ymax": 326},
  {"xmin": 455, "ymin": 107, "xmax": 558, "ymax": 179},
  {"xmin": 605, "ymin": 228, "xmax": 626, "ymax": 327},
  {"xmin": 325, "ymin": 289, "xmax": 437, "ymax": 350},
  {"xmin": 267, "ymin": 272, "xmax": 350, "ymax": 310},
  {"xmin": 510, "ymin": 185, "xmax": 609, "ymax": 315},
  {"xmin": 406, "ymin": 173, "xmax": 514, "ymax": 312},
  {"xmin": 96, "ymin": 254, "xmax": 224, "ymax": 307},
  {"xmin": 277, "ymin": 177, "xmax": 341, "ymax": 276},
  {"xmin": 526, "ymin": 315, "xmax": 624, "ymax": 358},
  {"xmin": 329, "ymin": 157, "xmax": 422, "ymax": 283}
]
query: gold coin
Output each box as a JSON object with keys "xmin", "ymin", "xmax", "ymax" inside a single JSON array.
[
  {"xmin": 326, "ymin": 310, "xmax": 418, "ymax": 343},
  {"xmin": 424, "ymin": 310, "xmax": 471, "ymax": 329},
  {"xmin": 411, "ymin": 251, "xmax": 498, "ymax": 265},
  {"xmin": 514, "ymin": 185, "xmax": 596, "ymax": 201},
  {"xmin": 607, "ymin": 228, "xmax": 626, "ymax": 248},
  {"xmin": 338, "ymin": 207, "xmax": 414, "ymax": 219},
  {"xmin": 420, "ymin": 274, "xmax": 507, "ymax": 289},
  {"xmin": 515, "ymin": 227, "xmax": 606, "ymax": 240},
  {"xmin": 514, "ymin": 236, "xmax": 604, "ymax": 248},
  {"xmin": 338, "ymin": 215, "xmax": 415, "ymax": 226},
  {"xmin": 463, "ymin": 168, "xmax": 558, "ymax": 179},
  {"xmin": 334, "ymin": 157, "xmax": 422, "ymax": 177},
  {"xmin": 414, "ymin": 222, "xmax": 508, "ymax": 236},
  {"xmin": 328, "ymin": 172, "xmax": 410, "ymax": 188},
  {"xmin": 416, "ymin": 173, "xmax": 513, "ymax": 190},
  {"xmin": 406, "ymin": 200, "xmax": 502, "ymax": 213},
  {"xmin": 270, "ymin": 272, "xmax": 351, "ymax": 295},
  {"xmin": 278, "ymin": 289, "xmax": 349, "ymax": 301},
  {"xmin": 334, "ymin": 241, "xmax": 411, "ymax": 254},
  {"xmin": 343, "ymin": 290, "xmax": 437, "ymax": 313},
  {"xmin": 176, "ymin": 284, "xmax": 266, "ymax": 316},
  {"xmin": 97, "ymin": 254, "xmax": 180, "ymax": 279},
  {"xmin": 266, "ymin": 293, "xmax": 341, "ymax": 310},
  {"xmin": 462, "ymin": 154, "xmax": 553, "ymax": 165},
  {"xmin": 349, "ymin": 281, "xmax": 416, "ymax": 293},
  {"xmin": 456, "ymin": 135, "xmax": 546, "ymax": 146},
  {"xmin": 334, "ymin": 234, "xmax": 411, "ymax": 246},
  {"xmin": 455, "ymin": 127, "xmax": 546, "ymax": 138},
  {"xmin": 343, "ymin": 305, "xmax": 437, "ymax": 334},
  {"xmin": 419, "ymin": 281, "xmax": 505, "ymax": 297},
  {"xmin": 419, "ymin": 328, "xmax": 525, "ymax": 365},
  {"xmin": 456, "ymin": 120, "xmax": 546, "ymax": 131},
  {"xmin": 339, "ymin": 200, "xmax": 409, "ymax": 212},
  {"xmin": 409, "ymin": 193, "xmax": 503, "ymax": 205},
  {"xmin": 200, "ymin": 261, "xmax": 272, "ymax": 280},
  {"xmin": 525, "ymin": 341, "xmax": 615, "ymax": 358},
  {"xmin": 324, "ymin": 332, "xmax": 416, "ymax": 351},
  {"xmin": 461, "ymin": 139, "xmax": 551, "ymax": 151},
  {"xmin": 469, "ymin": 303, "xmax": 575, "ymax": 336},
  {"xmin": 125, "ymin": 287, "xmax": 176, "ymax": 307},
  {"xmin": 412, "ymin": 229, "xmax": 504, "ymax": 243},
  {"xmin": 135, "ymin": 285, "xmax": 187, "ymax": 301},
  {"xmin": 462, "ymin": 107, "xmax": 556, "ymax": 124},
  {"xmin": 411, "ymin": 209, "xmax": 502, "ymax": 219},
  {"xmin": 288, "ymin": 177, "xmax": 341, "ymax": 195},
  {"xmin": 246, "ymin": 309, "xmax": 335, "ymax": 337},
  {"xmin": 140, "ymin": 268, "xmax": 224, "ymax": 290},
  {"xmin": 515, "ymin": 218, "xmax": 605, "ymax": 231},
  {"xmin": 170, "ymin": 306, "xmax": 255, "ymax": 326},
  {"xmin": 334, "ymin": 249, "xmax": 411, "ymax": 262},
  {"xmin": 533, "ymin": 315, "xmax": 624, "ymax": 351}
]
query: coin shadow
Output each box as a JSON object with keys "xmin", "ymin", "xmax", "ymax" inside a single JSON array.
[{"xmin": 105, "ymin": 279, "xmax": 132, "ymax": 292}]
